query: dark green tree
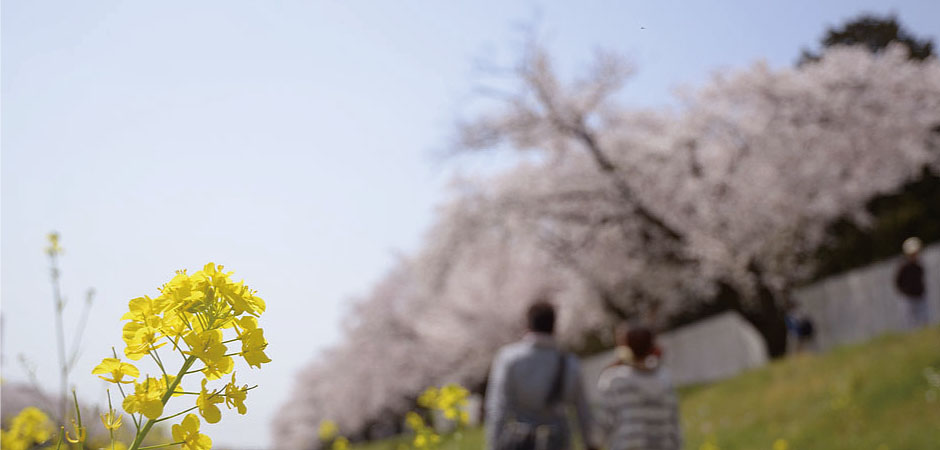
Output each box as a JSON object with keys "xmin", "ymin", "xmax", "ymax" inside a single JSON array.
[{"xmin": 799, "ymin": 14, "xmax": 934, "ymax": 65}]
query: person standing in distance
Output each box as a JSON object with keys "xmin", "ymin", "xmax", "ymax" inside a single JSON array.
[
  {"xmin": 485, "ymin": 300, "xmax": 598, "ymax": 450},
  {"xmin": 895, "ymin": 237, "xmax": 929, "ymax": 328}
]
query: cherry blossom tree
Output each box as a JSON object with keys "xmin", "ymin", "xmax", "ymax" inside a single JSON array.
[
  {"xmin": 454, "ymin": 41, "xmax": 940, "ymax": 355},
  {"xmin": 277, "ymin": 43, "xmax": 940, "ymax": 445}
]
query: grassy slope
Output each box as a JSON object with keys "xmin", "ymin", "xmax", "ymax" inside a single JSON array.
[
  {"xmin": 355, "ymin": 326, "xmax": 940, "ymax": 450},
  {"xmin": 680, "ymin": 326, "xmax": 940, "ymax": 449}
]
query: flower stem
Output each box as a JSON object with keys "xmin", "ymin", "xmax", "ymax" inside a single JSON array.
[
  {"xmin": 137, "ymin": 441, "xmax": 185, "ymax": 449},
  {"xmin": 153, "ymin": 405, "xmax": 199, "ymax": 423},
  {"xmin": 128, "ymin": 355, "xmax": 197, "ymax": 450}
]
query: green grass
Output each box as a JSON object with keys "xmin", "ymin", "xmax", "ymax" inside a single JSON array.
[
  {"xmin": 681, "ymin": 326, "xmax": 940, "ymax": 449},
  {"xmin": 355, "ymin": 326, "xmax": 940, "ymax": 450}
]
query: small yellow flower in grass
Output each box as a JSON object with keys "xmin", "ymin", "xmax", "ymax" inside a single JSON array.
[
  {"xmin": 413, "ymin": 433, "xmax": 440, "ymax": 449},
  {"xmin": 699, "ymin": 435, "xmax": 720, "ymax": 450},
  {"xmin": 772, "ymin": 438, "xmax": 789, "ymax": 450},
  {"xmin": 418, "ymin": 383, "xmax": 469, "ymax": 424},
  {"xmin": 92, "ymin": 358, "xmax": 140, "ymax": 384},
  {"xmin": 405, "ymin": 412, "xmax": 425, "ymax": 430},
  {"xmin": 318, "ymin": 420, "xmax": 339, "ymax": 442},
  {"xmin": 332, "ymin": 436, "xmax": 349, "ymax": 450},
  {"xmin": 414, "ymin": 434, "xmax": 429, "ymax": 449},
  {"xmin": 100, "ymin": 411, "xmax": 123, "ymax": 431},
  {"xmin": 417, "ymin": 387, "xmax": 438, "ymax": 409},
  {"xmin": 171, "ymin": 414, "xmax": 212, "ymax": 450}
]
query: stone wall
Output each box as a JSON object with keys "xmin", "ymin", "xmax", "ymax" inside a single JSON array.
[
  {"xmin": 581, "ymin": 311, "xmax": 768, "ymax": 399},
  {"xmin": 793, "ymin": 243, "xmax": 940, "ymax": 351},
  {"xmin": 580, "ymin": 243, "xmax": 939, "ymax": 397}
]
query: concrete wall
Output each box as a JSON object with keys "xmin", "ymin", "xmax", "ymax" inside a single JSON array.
[
  {"xmin": 793, "ymin": 243, "xmax": 940, "ymax": 351},
  {"xmin": 581, "ymin": 243, "xmax": 939, "ymax": 396},
  {"xmin": 581, "ymin": 311, "xmax": 768, "ymax": 399}
]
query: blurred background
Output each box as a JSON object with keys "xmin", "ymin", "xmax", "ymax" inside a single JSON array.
[{"xmin": 2, "ymin": 1, "xmax": 939, "ymax": 449}]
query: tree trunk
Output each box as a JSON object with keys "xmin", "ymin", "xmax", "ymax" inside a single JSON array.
[
  {"xmin": 667, "ymin": 279, "xmax": 788, "ymax": 358},
  {"xmin": 740, "ymin": 283, "xmax": 789, "ymax": 358}
]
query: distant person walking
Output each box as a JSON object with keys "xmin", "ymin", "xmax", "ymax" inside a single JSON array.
[
  {"xmin": 784, "ymin": 301, "xmax": 816, "ymax": 352},
  {"xmin": 895, "ymin": 237, "xmax": 928, "ymax": 328},
  {"xmin": 485, "ymin": 300, "xmax": 598, "ymax": 450},
  {"xmin": 596, "ymin": 325, "xmax": 682, "ymax": 450}
]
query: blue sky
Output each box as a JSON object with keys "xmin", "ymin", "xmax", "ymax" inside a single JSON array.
[{"xmin": 2, "ymin": 1, "xmax": 938, "ymax": 448}]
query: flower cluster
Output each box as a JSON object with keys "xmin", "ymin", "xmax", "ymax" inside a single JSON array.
[
  {"xmin": 0, "ymin": 407, "xmax": 54, "ymax": 450},
  {"xmin": 317, "ymin": 420, "xmax": 348, "ymax": 450},
  {"xmin": 405, "ymin": 412, "xmax": 441, "ymax": 449},
  {"xmin": 316, "ymin": 383, "xmax": 468, "ymax": 450},
  {"xmin": 417, "ymin": 384, "xmax": 470, "ymax": 425},
  {"xmin": 92, "ymin": 263, "xmax": 271, "ymax": 450}
]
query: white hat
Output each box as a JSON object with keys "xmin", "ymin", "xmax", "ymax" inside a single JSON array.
[{"xmin": 903, "ymin": 237, "xmax": 923, "ymax": 256}]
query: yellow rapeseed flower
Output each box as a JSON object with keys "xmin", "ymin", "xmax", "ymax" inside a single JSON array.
[
  {"xmin": 183, "ymin": 329, "xmax": 234, "ymax": 380},
  {"xmin": 772, "ymin": 439, "xmax": 789, "ymax": 450},
  {"xmin": 92, "ymin": 358, "xmax": 140, "ymax": 384},
  {"xmin": 418, "ymin": 383, "xmax": 469, "ymax": 425},
  {"xmin": 171, "ymin": 414, "xmax": 212, "ymax": 450},
  {"xmin": 332, "ymin": 436, "xmax": 349, "ymax": 450},
  {"xmin": 197, "ymin": 379, "xmax": 224, "ymax": 424},
  {"xmin": 100, "ymin": 411, "xmax": 123, "ymax": 431},
  {"xmin": 224, "ymin": 372, "xmax": 249, "ymax": 414},
  {"xmin": 122, "ymin": 321, "xmax": 166, "ymax": 360},
  {"xmin": 46, "ymin": 232, "xmax": 62, "ymax": 256},
  {"xmin": 65, "ymin": 419, "xmax": 86, "ymax": 444},
  {"xmin": 405, "ymin": 412, "xmax": 425, "ymax": 430},
  {"xmin": 123, "ymin": 376, "xmax": 175, "ymax": 420},
  {"xmin": 318, "ymin": 420, "xmax": 338, "ymax": 442},
  {"xmin": 237, "ymin": 317, "xmax": 271, "ymax": 368},
  {"xmin": 0, "ymin": 407, "xmax": 53, "ymax": 450}
]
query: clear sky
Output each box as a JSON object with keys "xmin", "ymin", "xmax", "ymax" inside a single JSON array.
[{"xmin": 2, "ymin": 1, "xmax": 937, "ymax": 448}]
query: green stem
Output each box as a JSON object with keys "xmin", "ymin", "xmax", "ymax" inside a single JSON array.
[
  {"xmin": 154, "ymin": 405, "xmax": 200, "ymax": 423},
  {"xmin": 137, "ymin": 441, "xmax": 185, "ymax": 450},
  {"xmin": 128, "ymin": 355, "xmax": 197, "ymax": 450},
  {"xmin": 54, "ymin": 426, "xmax": 65, "ymax": 450},
  {"xmin": 150, "ymin": 349, "xmax": 170, "ymax": 386},
  {"xmin": 50, "ymin": 252, "xmax": 69, "ymax": 425}
]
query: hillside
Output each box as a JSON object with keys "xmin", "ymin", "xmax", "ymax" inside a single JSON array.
[
  {"xmin": 353, "ymin": 326, "xmax": 940, "ymax": 450},
  {"xmin": 681, "ymin": 326, "xmax": 940, "ymax": 449}
]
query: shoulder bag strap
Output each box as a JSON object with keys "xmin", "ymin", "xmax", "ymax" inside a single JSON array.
[{"xmin": 545, "ymin": 351, "xmax": 566, "ymax": 407}]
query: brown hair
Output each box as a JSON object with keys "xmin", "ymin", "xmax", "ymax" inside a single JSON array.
[
  {"xmin": 628, "ymin": 328, "xmax": 654, "ymax": 359},
  {"xmin": 617, "ymin": 324, "xmax": 654, "ymax": 360}
]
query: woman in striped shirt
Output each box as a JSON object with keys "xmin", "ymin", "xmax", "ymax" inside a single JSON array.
[{"xmin": 596, "ymin": 325, "xmax": 682, "ymax": 450}]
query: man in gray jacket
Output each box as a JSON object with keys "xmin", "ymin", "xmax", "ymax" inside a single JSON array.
[{"xmin": 485, "ymin": 301, "xmax": 598, "ymax": 450}]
